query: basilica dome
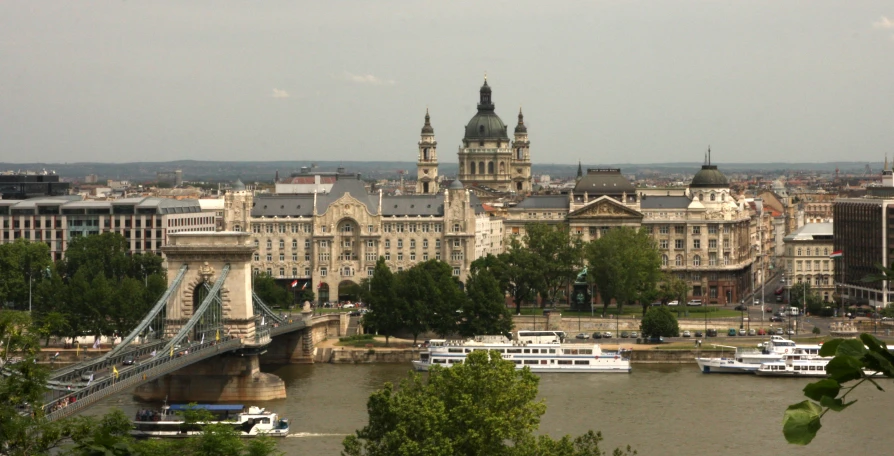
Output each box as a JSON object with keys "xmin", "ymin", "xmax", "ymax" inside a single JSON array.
[
  {"xmin": 463, "ymin": 79, "xmax": 509, "ymax": 142},
  {"xmin": 690, "ymin": 165, "xmax": 729, "ymax": 189}
]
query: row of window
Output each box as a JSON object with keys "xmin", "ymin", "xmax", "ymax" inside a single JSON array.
[
  {"xmin": 383, "ymin": 223, "xmax": 447, "ymax": 233},
  {"xmin": 253, "ymin": 265, "xmax": 462, "ymax": 278},
  {"xmin": 661, "ymin": 253, "xmax": 730, "ymax": 267},
  {"xmin": 656, "ymin": 224, "xmax": 728, "ymax": 235},
  {"xmin": 788, "ymin": 247, "xmax": 832, "ymax": 257},
  {"xmin": 791, "ymin": 260, "xmax": 831, "ymax": 272},
  {"xmin": 659, "ymin": 238, "xmax": 725, "ymax": 250}
]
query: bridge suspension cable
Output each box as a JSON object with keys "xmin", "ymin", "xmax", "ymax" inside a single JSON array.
[{"xmin": 161, "ymin": 264, "xmax": 230, "ymax": 354}]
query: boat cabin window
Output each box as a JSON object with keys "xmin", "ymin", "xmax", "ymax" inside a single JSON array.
[
  {"xmin": 558, "ymin": 360, "xmax": 573, "ymax": 365},
  {"xmin": 579, "ymin": 349, "xmax": 592, "ymax": 355},
  {"xmin": 549, "ymin": 349, "xmax": 556, "ymax": 354},
  {"xmin": 513, "ymin": 360, "xmax": 522, "ymax": 364},
  {"xmin": 507, "ymin": 348, "xmax": 521, "ymax": 354},
  {"xmin": 523, "ymin": 349, "xmax": 530, "ymax": 354},
  {"xmin": 448, "ymin": 348, "xmax": 463, "ymax": 353},
  {"xmin": 524, "ymin": 360, "xmax": 538, "ymax": 365},
  {"xmin": 574, "ymin": 360, "xmax": 590, "ymax": 365}
]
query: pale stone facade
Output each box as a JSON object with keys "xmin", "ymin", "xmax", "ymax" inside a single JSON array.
[
  {"xmin": 234, "ymin": 177, "xmax": 496, "ymax": 303},
  {"xmin": 781, "ymin": 223, "xmax": 835, "ymax": 303},
  {"xmin": 475, "ymin": 213, "xmax": 505, "ymax": 259}
]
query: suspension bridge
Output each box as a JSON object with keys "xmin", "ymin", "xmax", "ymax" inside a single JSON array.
[{"xmin": 35, "ymin": 232, "xmax": 337, "ymax": 422}]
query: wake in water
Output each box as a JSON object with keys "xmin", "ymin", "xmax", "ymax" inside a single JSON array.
[{"xmin": 286, "ymin": 432, "xmax": 349, "ymax": 438}]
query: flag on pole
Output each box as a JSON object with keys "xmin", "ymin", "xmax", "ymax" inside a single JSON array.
[
  {"xmin": 200, "ymin": 333, "xmax": 205, "ymax": 345},
  {"xmin": 318, "ymin": 281, "xmax": 324, "ymax": 289},
  {"xmin": 170, "ymin": 346, "xmax": 174, "ymax": 358},
  {"xmin": 830, "ymin": 250, "xmax": 843, "ymax": 259},
  {"xmin": 215, "ymin": 330, "xmax": 220, "ymax": 341},
  {"xmin": 291, "ymin": 279, "xmax": 298, "ymax": 288},
  {"xmin": 261, "ymin": 316, "xmax": 265, "ymax": 326},
  {"xmin": 53, "ymin": 352, "xmax": 60, "ymax": 359},
  {"xmin": 87, "ymin": 373, "xmax": 94, "ymax": 386},
  {"xmin": 75, "ymin": 343, "xmax": 80, "ymax": 357},
  {"xmin": 301, "ymin": 281, "xmax": 308, "ymax": 290},
  {"xmin": 148, "ymin": 326, "xmax": 153, "ymax": 333},
  {"xmin": 112, "ymin": 366, "xmax": 119, "ymax": 379}
]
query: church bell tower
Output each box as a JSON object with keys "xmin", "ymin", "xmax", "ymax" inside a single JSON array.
[
  {"xmin": 511, "ymin": 108, "xmax": 532, "ymax": 193},
  {"xmin": 416, "ymin": 109, "xmax": 439, "ymax": 194}
]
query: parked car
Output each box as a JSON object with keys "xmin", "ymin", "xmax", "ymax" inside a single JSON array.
[
  {"xmin": 629, "ymin": 331, "xmax": 638, "ymax": 338},
  {"xmin": 694, "ymin": 331, "xmax": 704, "ymax": 338},
  {"xmin": 575, "ymin": 332, "xmax": 590, "ymax": 340},
  {"xmin": 122, "ymin": 355, "xmax": 135, "ymax": 366},
  {"xmin": 602, "ymin": 332, "xmax": 613, "ymax": 339},
  {"xmin": 682, "ymin": 330, "xmax": 691, "ymax": 338},
  {"xmin": 620, "ymin": 331, "xmax": 629, "ymax": 338},
  {"xmin": 706, "ymin": 329, "xmax": 717, "ymax": 337},
  {"xmin": 80, "ymin": 370, "xmax": 94, "ymax": 382},
  {"xmin": 748, "ymin": 329, "xmax": 756, "ymax": 336},
  {"xmin": 757, "ymin": 328, "xmax": 767, "ymax": 335},
  {"xmin": 342, "ymin": 303, "xmax": 356, "ymax": 309},
  {"xmin": 667, "ymin": 300, "xmax": 679, "ymax": 306},
  {"xmin": 734, "ymin": 305, "xmax": 747, "ymax": 311},
  {"xmin": 349, "ymin": 310, "xmax": 362, "ymax": 316},
  {"xmin": 738, "ymin": 328, "xmax": 746, "ymax": 336},
  {"xmin": 770, "ymin": 316, "xmax": 783, "ymax": 322},
  {"xmin": 687, "ymin": 300, "xmax": 702, "ymax": 306},
  {"xmin": 648, "ymin": 336, "xmax": 665, "ymax": 344},
  {"xmin": 787, "ymin": 329, "xmax": 795, "ymax": 335},
  {"xmin": 592, "ymin": 332, "xmax": 603, "ymax": 339},
  {"xmin": 727, "ymin": 328, "xmax": 737, "ymax": 336},
  {"xmin": 775, "ymin": 328, "xmax": 785, "ymax": 335}
]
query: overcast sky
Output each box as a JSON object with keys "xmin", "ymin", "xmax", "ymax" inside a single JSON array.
[{"xmin": 1, "ymin": 1, "xmax": 893, "ymax": 165}]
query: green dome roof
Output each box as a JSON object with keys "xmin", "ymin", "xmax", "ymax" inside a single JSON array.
[
  {"xmin": 464, "ymin": 79, "xmax": 509, "ymax": 141},
  {"xmin": 690, "ymin": 165, "xmax": 729, "ymax": 188}
]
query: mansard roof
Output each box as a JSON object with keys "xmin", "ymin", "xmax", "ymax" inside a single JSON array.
[
  {"xmin": 512, "ymin": 195, "xmax": 569, "ymax": 210},
  {"xmin": 639, "ymin": 195, "xmax": 692, "ymax": 210}
]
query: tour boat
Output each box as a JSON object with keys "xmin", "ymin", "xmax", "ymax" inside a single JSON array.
[
  {"xmin": 695, "ymin": 345, "xmax": 784, "ymax": 374},
  {"xmin": 131, "ymin": 404, "xmax": 290, "ymax": 438},
  {"xmin": 412, "ymin": 336, "xmax": 631, "ymax": 373},
  {"xmin": 760, "ymin": 335, "xmax": 823, "ymax": 357},
  {"xmin": 754, "ymin": 353, "xmax": 831, "ymax": 377}
]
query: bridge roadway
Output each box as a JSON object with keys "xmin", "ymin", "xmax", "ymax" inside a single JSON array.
[{"xmin": 43, "ymin": 315, "xmax": 314, "ymax": 422}]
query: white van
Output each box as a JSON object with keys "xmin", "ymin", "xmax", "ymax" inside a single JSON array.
[
  {"xmin": 687, "ymin": 299, "xmax": 702, "ymax": 306},
  {"xmin": 788, "ymin": 307, "xmax": 800, "ymax": 316}
]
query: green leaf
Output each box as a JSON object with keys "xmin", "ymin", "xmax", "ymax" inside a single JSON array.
[
  {"xmin": 819, "ymin": 396, "xmax": 856, "ymax": 412},
  {"xmin": 860, "ymin": 333, "xmax": 894, "ymax": 364},
  {"xmin": 864, "ymin": 351, "xmax": 894, "ymax": 378},
  {"xmin": 835, "ymin": 339, "xmax": 867, "ymax": 358},
  {"xmin": 783, "ymin": 400, "xmax": 823, "ymax": 445},
  {"xmin": 802, "ymin": 379, "xmax": 840, "ymax": 402},
  {"xmin": 818, "ymin": 339, "xmax": 842, "ymax": 357},
  {"xmin": 825, "ymin": 355, "xmax": 865, "ymax": 383}
]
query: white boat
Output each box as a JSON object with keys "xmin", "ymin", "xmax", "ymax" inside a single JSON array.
[
  {"xmin": 412, "ymin": 335, "xmax": 631, "ymax": 373},
  {"xmin": 761, "ymin": 335, "xmax": 823, "ymax": 357},
  {"xmin": 754, "ymin": 353, "xmax": 830, "ymax": 377},
  {"xmin": 695, "ymin": 345, "xmax": 783, "ymax": 374},
  {"xmin": 131, "ymin": 404, "xmax": 290, "ymax": 438}
]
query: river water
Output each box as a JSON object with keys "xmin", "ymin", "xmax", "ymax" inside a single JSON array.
[{"xmin": 87, "ymin": 362, "xmax": 894, "ymax": 455}]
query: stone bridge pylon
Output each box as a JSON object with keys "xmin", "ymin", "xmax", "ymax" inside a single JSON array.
[{"xmin": 134, "ymin": 232, "xmax": 286, "ymax": 402}]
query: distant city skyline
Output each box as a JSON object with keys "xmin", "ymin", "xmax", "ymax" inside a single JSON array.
[{"xmin": 2, "ymin": 1, "xmax": 894, "ymax": 165}]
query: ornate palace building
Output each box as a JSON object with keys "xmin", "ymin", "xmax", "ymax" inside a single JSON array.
[
  {"xmin": 504, "ymin": 154, "xmax": 755, "ymax": 304},
  {"xmin": 233, "ymin": 176, "xmax": 498, "ymax": 303},
  {"xmin": 453, "ymin": 78, "xmax": 532, "ymax": 195}
]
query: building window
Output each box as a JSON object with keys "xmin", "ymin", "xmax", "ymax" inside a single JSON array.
[
  {"xmin": 708, "ymin": 239, "xmax": 717, "ymax": 249},
  {"xmin": 254, "ymin": 253, "xmax": 259, "ymax": 261},
  {"xmin": 409, "ymin": 223, "xmax": 417, "ymax": 233},
  {"xmin": 292, "ymin": 239, "xmax": 298, "ymax": 249},
  {"xmin": 254, "ymin": 268, "xmax": 260, "ymax": 275},
  {"xmin": 266, "ymin": 254, "xmax": 272, "ymax": 262},
  {"xmin": 453, "ymin": 267, "xmax": 461, "ymax": 276},
  {"xmin": 806, "ymin": 248, "xmax": 812, "ymax": 256},
  {"xmin": 423, "ymin": 239, "xmax": 429, "ymax": 249},
  {"xmin": 436, "ymin": 252, "xmax": 441, "ymax": 260},
  {"xmin": 709, "ymin": 286, "xmax": 718, "ymax": 298},
  {"xmin": 824, "ymin": 247, "xmax": 829, "ymax": 256},
  {"xmin": 436, "ymin": 239, "xmax": 441, "ymax": 249},
  {"xmin": 422, "ymin": 224, "xmax": 430, "ymax": 233},
  {"xmin": 385, "ymin": 252, "xmax": 391, "ymax": 261},
  {"xmin": 305, "ymin": 268, "xmax": 310, "ymax": 276},
  {"xmin": 410, "ymin": 252, "xmax": 416, "ymax": 261},
  {"xmin": 435, "ymin": 224, "xmax": 442, "ymax": 233},
  {"xmin": 659, "ymin": 225, "xmax": 669, "ymax": 234},
  {"xmin": 692, "ymin": 273, "xmax": 701, "ymax": 281},
  {"xmin": 675, "ymin": 255, "xmax": 683, "ymax": 266},
  {"xmin": 423, "ymin": 252, "xmax": 429, "ymax": 261},
  {"xmin": 320, "ymin": 268, "xmax": 327, "ymax": 277},
  {"xmin": 796, "ymin": 261, "xmax": 802, "ymax": 272},
  {"xmin": 451, "ymin": 252, "xmax": 464, "ymax": 261},
  {"xmin": 709, "ymin": 252, "xmax": 717, "ymax": 266},
  {"xmin": 305, "ymin": 253, "xmax": 310, "ymax": 261},
  {"xmin": 396, "ymin": 224, "xmax": 404, "ymax": 233},
  {"xmin": 397, "ymin": 253, "xmax": 403, "ymax": 261},
  {"xmin": 254, "ymin": 239, "xmax": 260, "ymax": 248},
  {"xmin": 385, "ymin": 240, "xmax": 391, "ymax": 249},
  {"xmin": 675, "ymin": 239, "xmax": 684, "ymax": 249},
  {"xmin": 453, "ymin": 223, "xmax": 460, "ymax": 232},
  {"xmin": 367, "ymin": 268, "xmax": 374, "ymax": 277},
  {"xmin": 662, "ymin": 254, "xmax": 669, "ymax": 266},
  {"xmin": 266, "ymin": 240, "xmax": 272, "ymax": 249},
  {"xmin": 397, "ymin": 239, "xmax": 403, "ymax": 249},
  {"xmin": 367, "ymin": 240, "xmax": 374, "ymax": 248},
  {"xmin": 797, "ymin": 248, "xmax": 802, "ymax": 256},
  {"xmin": 660, "ymin": 239, "xmax": 668, "ymax": 249},
  {"xmin": 279, "ymin": 239, "xmax": 285, "ymax": 249},
  {"xmin": 410, "ymin": 239, "xmax": 416, "ymax": 249},
  {"xmin": 320, "ymin": 240, "xmax": 328, "ymax": 248},
  {"xmin": 708, "ymin": 225, "xmax": 718, "ymax": 234},
  {"xmin": 292, "ymin": 268, "xmax": 298, "ymax": 277},
  {"xmin": 279, "ymin": 253, "xmax": 285, "ymax": 261},
  {"xmin": 384, "ymin": 223, "xmax": 392, "ymax": 233},
  {"xmin": 279, "ymin": 268, "xmax": 284, "ymax": 277},
  {"xmin": 452, "ymin": 239, "xmax": 461, "ymax": 248},
  {"xmin": 266, "ymin": 268, "xmax": 272, "ymax": 276},
  {"xmin": 368, "ymin": 224, "xmax": 374, "ymax": 233},
  {"xmin": 292, "ymin": 253, "xmax": 298, "ymax": 261},
  {"xmin": 692, "ymin": 226, "xmax": 701, "ymax": 235},
  {"xmin": 693, "ymin": 255, "xmax": 701, "ymax": 266},
  {"xmin": 675, "ymin": 226, "xmax": 685, "ymax": 234},
  {"xmin": 305, "ymin": 240, "xmax": 310, "ymax": 249},
  {"xmin": 693, "ymin": 239, "xmax": 701, "ymax": 249}
]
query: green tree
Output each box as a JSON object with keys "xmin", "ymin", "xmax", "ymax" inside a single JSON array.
[
  {"xmin": 788, "ymin": 282, "xmax": 823, "ymax": 315},
  {"xmin": 658, "ymin": 273, "xmax": 689, "ymax": 306},
  {"xmin": 0, "ymin": 239, "xmax": 52, "ymax": 311},
  {"xmin": 415, "ymin": 260, "xmax": 465, "ymax": 337},
  {"xmin": 394, "ymin": 266, "xmax": 437, "ymax": 344},
  {"xmin": 640, "ymin": 306, "xmax": 680, "ymax": 338},
  {"xmin": 783, "ymin": 333, "xmax": 894, "ymax": 445},
  {"xmin": 586, "ymin": 227, "xmax": 661, "ymax": 316},
  {"xmin": 523, "ymin": 223, "xmax": 583, "ymax": 307},
  {"xmin": 362, "ymin": 258, "xmax": 403, "ymax": 346},
  {"xmin": 35, "ymin": 311, "xmax": 69, "ymax": 347},
  {"xmin": 498, "ymin": 238, "xmax": 540, "ymax": 315},
  {"xmin": 252, "ymin": 273, "xmax": 289, "ymax": 307},
  {"xmin": 458, "ymin": 268, "xmax": 513, "ymax": 338},
  {"xmin": 343, "ymin": 350, "xmax": 634, "ymax": 456}
]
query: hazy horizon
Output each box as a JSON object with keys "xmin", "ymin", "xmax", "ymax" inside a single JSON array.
[{"xmin": 2, "ymin": 2, "xmax": 893, "ymax": 165}]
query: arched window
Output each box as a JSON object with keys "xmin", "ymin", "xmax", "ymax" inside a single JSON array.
[
  {"xmin": 693, "ymin": 255, "xmax": 701, "ymax": 266},
  {"xmin": 266, "ymin": 240, "xmax": 272, "ymax": 249},
  {"xmin": 469, "ymin": 162, "xmax": 475, "ymax": 175},
  {"xmin": 806, "ymin": 248, "xmax": 811, "ymax": 256},
  {"xmin": 710, "ymin": 193, "xmax": 716, "ymax": 201},
  {"xmin": 516, "ymin": 148, "xmax": 523, "ymax": 159},
  {"xmin": 478, "ymin": 162, "xmax": 485, "ymax": 175},
  {"xmin": 423, "ymin": 148, "xmax": 429, "ymax": 160},
  {"xmin": 675, "ymin": 255, "xmax": 683, "ymax": 266},
  {"xmin": 824, "ymin": 248, "xmax": 829, "ymax": 256},
  {"xmin": 797, "ymin": 248, "xmax": 802, "ymax": 256},
  {"xmin": 488, "ymin": 162, "xmax": 495, "ymax": 174},
  {"xmin": 662, "ymin": 254, "xmax": 669, "ymax": 266}
]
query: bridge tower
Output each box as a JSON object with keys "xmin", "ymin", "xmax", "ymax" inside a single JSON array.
[{"xmin": 134, "ymin": 232, "xmax": 286, "ymax": 402}]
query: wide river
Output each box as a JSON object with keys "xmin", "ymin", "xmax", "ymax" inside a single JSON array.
[{"xmin": 87, "ymin": 362, "xmax": 893, "ymax": 455}]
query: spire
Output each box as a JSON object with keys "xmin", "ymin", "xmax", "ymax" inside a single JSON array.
[
  {"xmin": 577, "ymin": 161, "xmax": 583, "ymax": 180},
  {"xmin": 708, "ymin": 145, "xmax": 711, "ymax": 166},
  {"xmin": 478, "ymin": 75, "xmax": 493, "ymax": 111},
  {"xmin": 514, "ymin": 107, "xmax": 527, "ymax": 134},
  {"xmin": 421, "ymin": 108, "xmax": 434, "ymax": 135}
]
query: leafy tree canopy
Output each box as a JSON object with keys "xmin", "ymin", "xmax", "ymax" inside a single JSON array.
[
  {"xmin": 343, "ymin": 350, "xmax": 634, "ymax": 456},
  {"xmin": 640, "ymin": 306, "xmax": 680, "ymax": 338},
  {"xmin": 586, "ymin": 227, "xmax": 662, "ymax": 315}
]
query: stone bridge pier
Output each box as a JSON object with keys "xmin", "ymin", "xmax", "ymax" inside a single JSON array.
[{"xmin": 134, "ymin": 232, "xmax": 286, "ymax": 402}]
